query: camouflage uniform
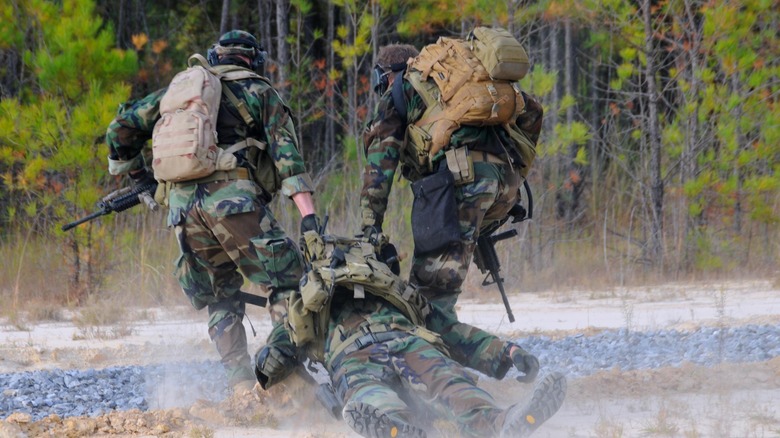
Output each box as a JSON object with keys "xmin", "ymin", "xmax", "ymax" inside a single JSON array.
[
  {"xmin": 360, "ymin": 79, "xmax": 525, "ymax": 378},
  {"xmin": 106, "ymin": 49, "xmax": 313, "ymax": 386},
  {"xmin": 285, "ymin": 235, "xmax": 564, "ymax": 438},
  {"xmin": 325, "ymin": 294, "xmax": 509, "ymax": 438}
]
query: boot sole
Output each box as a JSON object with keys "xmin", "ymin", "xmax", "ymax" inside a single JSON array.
[
  {"xmin": 342, "ymin": 401, "xmax": 427, "ymax": 438},
  {"xmin": 501, "ymin": 371, "xmax": 567, "ymax": 438}
]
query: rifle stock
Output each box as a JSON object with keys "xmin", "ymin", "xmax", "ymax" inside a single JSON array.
[{"xmin": 474, "ymin": 228, "xmax": 518, "ymax": 323}]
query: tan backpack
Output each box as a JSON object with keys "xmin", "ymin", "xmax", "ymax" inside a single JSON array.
[
  {"xmin": 401, "ymin": 27, "xmax": 536, "ymax": 177},
  {"xmin": 151, "ymin": 54, "xmax": 269, "ymax": 183}
]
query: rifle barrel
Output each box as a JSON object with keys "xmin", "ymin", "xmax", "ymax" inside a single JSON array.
[
  {"xmin": 61, "ymin": 210, "xmax": 109, "ymax": 231},
  {"xmin": 493, "ymin": 270, "xmax": 516, "ymax": 323}
]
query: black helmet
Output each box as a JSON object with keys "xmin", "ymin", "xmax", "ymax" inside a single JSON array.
[{"xmin": 207, "ymin": 30, "xmax": 267, "ymax": 69}]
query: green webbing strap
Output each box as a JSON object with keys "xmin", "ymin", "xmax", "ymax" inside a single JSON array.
[
  {"xmin": 326, "ymin": 323, "xmax": 407, "ymax": 369},
  {"xmin": 221, "ymin": 82, "xmax": 256, "ymax": 129}
]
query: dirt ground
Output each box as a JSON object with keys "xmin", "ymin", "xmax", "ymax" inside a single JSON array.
[{"xmin": 2, "ymin": 279, "xmax": 780, "ymax": 438}]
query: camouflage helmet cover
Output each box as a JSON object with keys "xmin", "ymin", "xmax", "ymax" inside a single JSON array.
[{"xmin": 207, "ymin": 30, "xmax": 266, "ymax": 68}]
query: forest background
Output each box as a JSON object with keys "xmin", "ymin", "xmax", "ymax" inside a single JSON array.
[{"xmin": 0, "ymin": 0, "xmax": 778, "ymax": 320}]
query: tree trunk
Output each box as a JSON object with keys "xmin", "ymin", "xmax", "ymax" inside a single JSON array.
[
  {"xmin": 258, "ymin": 0, "xmax": 272, "ymax": 63},
  {"xmin": 563, "ymin": 18, "xmax": 583, "ymax": 227},
  {"xmin": 326, "ymin": 0, "xmax": 336, "ymax": 157},
  {"xmin": 220, "ymin": 0, "xmax": 230, "ymax": 35},
  {"xmin": 276, "ymin": 0, "xmax": 290, "ymax": 96},
  {"xmin": 588, "ymin": 46, "xmax": 600, "ymax": 196},
  {"xmin": 117, "ymin": 0, "xmax": 126, "ymax": 48},
  {"xmin": 642, "ymin": 0, "xmax": 664, "ymax": 267},
  {"xmin": 681, "ymin": 0, "xmax": 703, "ymax": 268}
]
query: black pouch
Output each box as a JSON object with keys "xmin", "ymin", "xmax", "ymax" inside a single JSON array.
[{"xmin": 411, "ymin": 166, "xmax": 460, "ymax": 255}]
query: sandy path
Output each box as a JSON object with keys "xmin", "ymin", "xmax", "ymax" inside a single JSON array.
[{"xmin": 2, "ymin": 279, "xmax": 779, "ymax": 437}]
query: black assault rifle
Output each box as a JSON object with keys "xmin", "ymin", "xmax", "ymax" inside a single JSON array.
[
  {"xmin": 474, "ymin": 229, "xmax": 518, "ymax": 323},
  {"xmin": 61, "ymin": 180, "xmax": 159, "ymax": 232},
  {"xmin": 473, "ymin": 180, "xmax": 534, "ymax": 323},
  {"xmin": 61, "ymin": 180, "xmax": 270, "ymax": 308}
]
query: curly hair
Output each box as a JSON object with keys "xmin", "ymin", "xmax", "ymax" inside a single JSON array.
[{"xmin": 376, "ymin": 44, "xmax": 419, "ymax": 69}]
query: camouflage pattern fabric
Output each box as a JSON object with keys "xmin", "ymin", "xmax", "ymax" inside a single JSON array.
[
  {"xmin": 106, "ymin": 63, "xmax": 312, "ymax": 385},
  {"xmin": 360, "ymin": 79, "xmax": 524, "ymax": 378},
  {"xmin": 326, "ymin": 296, "xmax": 505, "ymax": 437}
]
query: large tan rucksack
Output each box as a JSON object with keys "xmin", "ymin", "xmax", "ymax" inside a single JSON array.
[
  {"xmin": 400, "ymin": 27, "xmax": 537, "ymax": 178},
  {"xmin": 152, "ymin": 54, "xmax": 271, "ymax": 183}
]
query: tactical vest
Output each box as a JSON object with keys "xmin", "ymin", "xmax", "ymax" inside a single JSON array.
[
  {"xmin": 286, "ymin": 232, "xmax": 431, "ymax": 363},
  {"xmin": 398, "ymin": 27, "xmax": 537, "ymax": 179}
]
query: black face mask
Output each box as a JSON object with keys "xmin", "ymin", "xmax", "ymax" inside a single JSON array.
[
  {"xmin": 370, "ymin": 62, "xmax": 408, "ymax": 95},
  {"xmin": 371, "ymin": 65, "xmax": 390, "ymax": 95}
]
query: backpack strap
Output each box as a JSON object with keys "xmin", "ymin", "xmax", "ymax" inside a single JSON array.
[
  {"xmin": 391, "ymin": 69, "xmax": 408, "ymax": 123},
  {"xmin": 221, "ymin": 82, "xmax": 256, "ymax": 128}
]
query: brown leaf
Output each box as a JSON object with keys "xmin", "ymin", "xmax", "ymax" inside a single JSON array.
[
  {"xmin": 151, "ymin": 40, "xmax": 168, "ymax": 55},
  {"xmin": 131, "ymin": 33, "xmax": 148, "ymax": 51}
]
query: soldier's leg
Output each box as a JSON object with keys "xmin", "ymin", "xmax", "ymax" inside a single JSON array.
[
  {"xmin": 197, "ymin": 194, "xmax": 305, "ymax": 386},
  {"xmin": 331, "ymin": 344, "xmax": 425, "ymax": 438},
  {"xmin": 411, "ymin": 162, "xmax": 525, "ymax": 378},
  {"xmin": 173, "ymin": 217, "xmax": 254, "ymax": 387},
  {"xmin": 394, "ymin": 336, "xmax": 504, "ymax": 437},
  {"xmin": 204, "ymin": 194, "xmax": 303, "ymax": 321},
  {"xmin": 207, "ymin": 300, "xmax": 256, "ymax": 387}
]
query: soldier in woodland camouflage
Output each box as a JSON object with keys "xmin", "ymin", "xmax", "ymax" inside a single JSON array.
[
  {"xmin": 360, "ymin": 44, "xmax": 546, "ymax": 381},
  {"xmin": 328, "ymin": 294, "xmax": 566, "ymax": 438},
  {"xmin": 267, "ymin": 234, "xmax": 565, "ymax": 438},
  {"xmin": 106, "ymin": 30, "xmax": 320, "ymax": 390}
]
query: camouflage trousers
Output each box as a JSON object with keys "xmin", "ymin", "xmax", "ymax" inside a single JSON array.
[
  {"xmin": 410, "ymin": 161, "xmax": 522, "ymax": 378},
  {"xmin": 171, "ymin": 180, "xmax": 303, "ymax": 385},
  {"xmin": 331, "ymin": 334, "xmax": 504, "ymax": 437}
]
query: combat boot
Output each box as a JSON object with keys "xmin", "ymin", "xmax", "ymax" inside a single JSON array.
[
  {"xmin": 342, "ymin": 400, "xmax": 427, "ymax": 438},
  {"xmin": 499, "ymin": 371, "xmax": 567, "ymax": 438}
]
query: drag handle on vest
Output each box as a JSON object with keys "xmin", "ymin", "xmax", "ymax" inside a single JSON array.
[
  {"xmin": 61, "ymin": 180, "xmax": 159, "ymax": 232},
  {"xmin": 474, "ymin": 229, "xmax": 518, "ymax": 323}
]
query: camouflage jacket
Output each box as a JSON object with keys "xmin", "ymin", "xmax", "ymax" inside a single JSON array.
[
  {"xmin": 359, "ymin": 78, "xmax": 517, "ymax": 229},
  {"xmin": 106, "ymin": 68, "xmax": 314, "ymax": 224}
]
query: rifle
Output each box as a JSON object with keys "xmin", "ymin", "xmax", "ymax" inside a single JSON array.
[
  {"xmin": 61, "ymin": 180, "xmax": 159, "ymax": 232},
  {"xmin": 474, "ymin": 228, "xmax": 518, "ymax": 323},
  {"xmin": 472, "ymin": 179, "xmax": 534, "ymax": 322}
]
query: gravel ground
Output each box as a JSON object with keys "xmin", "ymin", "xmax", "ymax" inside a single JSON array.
[{"xmin": 2, "ymin": 323, "xmax": 779, "ymax": 422}]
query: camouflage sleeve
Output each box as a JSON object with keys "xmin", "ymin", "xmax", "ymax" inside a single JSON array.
[
  {"xmin": 245, "ymin": 81, "xmax": 315, "ymax": 198},
  {"xmin": 105, "ymin": 88, "xmax": 167, "ymax": 175},
  {"xmin": 359, "ymin": 91, "xmax": 406, "ymax": 229}
]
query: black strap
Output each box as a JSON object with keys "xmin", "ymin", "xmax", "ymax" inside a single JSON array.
[
  {"xmin": 238, "ymin": 291, "xmax": 267, "ymax": 307},
  {"xmin": 391, "ymin": 68, "xmax": 408, "ymax": 123},
  {"xmin": 523, "ymin": 179, "xmax": 533, "ymax": 220}
]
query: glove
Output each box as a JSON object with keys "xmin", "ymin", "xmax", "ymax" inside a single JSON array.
[
  {"xmin": 300, "ymin": 214, "xmax": 322, "ymax": 235},
  {"xmin": 508, "ymin": 203, "xmax": 527, "ymax": 223},
  {"xmin": 254, "ymin": 344, "xmax": 297, "ymax": 390},
  {"xmin": 509, "ymin": 343, "xmax": 540, "ymax": 383},
  {"xmin": 129, "ymin": 167, "xmax": 156, "ymax": 188},
  {"xmin": 378, "ymin": 241, "xmax": 401, "ymax": 275},
  {"xmin": 362, "ymin": 225, "xmax": 382, "ymax": 238}
]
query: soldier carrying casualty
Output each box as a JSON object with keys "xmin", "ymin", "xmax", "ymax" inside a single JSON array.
[
  {"xmin": 360, "ymin": 29, "xmax": 544, "ymax": 384},
  {"xmin": 106, "ymin": 29, "xmax": 321, "ymax": 392}
]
